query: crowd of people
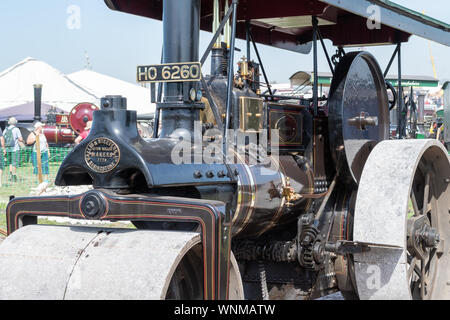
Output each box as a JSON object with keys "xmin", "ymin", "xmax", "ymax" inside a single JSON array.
[
  {"xmin": 0, "ymin": 117, "xmax": 25, "ymax": 185},
  {"xmin": 0, "ymin": 117, "xmax": 93, "ymax": 186}
]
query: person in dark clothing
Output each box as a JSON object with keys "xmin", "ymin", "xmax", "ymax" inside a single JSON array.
[{"xmin": 4, "ymin": 117, "xmax": 24, "ymax": 182}]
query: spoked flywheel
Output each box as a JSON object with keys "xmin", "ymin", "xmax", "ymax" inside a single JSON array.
[{"xmin": 353, "ymin": 139, "xmax": 450, "ymax": 300}]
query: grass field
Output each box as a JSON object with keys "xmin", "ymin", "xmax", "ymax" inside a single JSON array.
[
  {"xmin": 0, "ymin": 163, "xmax": 61, "ymax": 209},
  {"xmin": 0, "ymin": 146, "xmax": 72, "ymax": 207},
  {"xmin": 0, "ymin": 147, "xmax": 136, "ymax": 234}
]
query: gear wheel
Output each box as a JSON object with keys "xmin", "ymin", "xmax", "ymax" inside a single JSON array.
[{"xmin": 299, "ymin": 226, "xmax": 322, "ymax": 269}]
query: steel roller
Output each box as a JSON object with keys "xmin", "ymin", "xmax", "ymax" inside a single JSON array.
[{"xmin": 0, "ymin": 225, "xmax": 243, "ymax": 300}]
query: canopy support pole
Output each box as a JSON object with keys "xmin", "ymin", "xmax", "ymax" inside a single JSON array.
[
  {"xmin": 397, "ymin": 42, "xmax": 405, "ymax": 139},
  {"xmin": 224, "ymin": 0, "xmax": 238, "ymax": 156},
  {"xmin": 312, "ymin": 16, "xmax": 319, "ymax": 117},
  {"xmin": 247, "ymin": 25, "xmax": 272, "ymax": 96}
]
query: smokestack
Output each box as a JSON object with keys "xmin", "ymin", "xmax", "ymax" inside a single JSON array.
[
  {"xmin": 34, "ymin": 84, "xmax": 43, "ymax": 122},
  {"xmin": 159, "ymin": 0, "xmax": 201, "ymax": 138}
]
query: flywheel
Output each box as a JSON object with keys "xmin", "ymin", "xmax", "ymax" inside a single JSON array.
[
  {"xmin": 353, "ymin": 139, "xmax": 450, "ymax": 300},
  {"xmin": 328, "ymin": 51, "xmax": 389, "ymax": 184}
]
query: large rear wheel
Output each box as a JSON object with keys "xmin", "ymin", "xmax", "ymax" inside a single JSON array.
[{"xmin": 353, "ymin": 140, "xmax": 450, "ymax": 300}]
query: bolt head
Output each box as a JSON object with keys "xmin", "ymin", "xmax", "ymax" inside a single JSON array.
[
  {"xmin": 193, "ymin": 171, "xmax": 203, "ymax": 179},
  {"xmin": 102, "ymin": 100, "xmax": 111, "ymax": 108}
]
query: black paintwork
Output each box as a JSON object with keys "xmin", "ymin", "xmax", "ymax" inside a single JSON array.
[
  {"xmin": 56, "ymin": 96, "xmax": 233, "ymax": 189},
  {"xmin": 328, "ymin": 52, "xmax": 389, "ymax": 184},
  {"xmin": 6, "ymin": 191, "xmax": 232, "ymax": 300}
]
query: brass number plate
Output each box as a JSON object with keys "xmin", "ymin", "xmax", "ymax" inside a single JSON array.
[{"xmin": 137, "ymin": 62, "xmax": 202, "ymax": 83}]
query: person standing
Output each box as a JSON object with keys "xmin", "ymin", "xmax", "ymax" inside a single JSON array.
[
  {"xmin": 0, "ymin": 127, "xmax": 6, "ymax": 186},
  {"xmin": 27, "ymin": 122, "xmax": 50, "ymax": 183},
  {"xmin": 75, "ymin": 121, "xmax": 92, "ymax": 145},
  {"xmin": 4, "ymin": 117, "xmax": 24, "ymax": 182}
]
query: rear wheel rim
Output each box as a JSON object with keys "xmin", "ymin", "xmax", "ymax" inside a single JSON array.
[
  {"xmin": 407, "ymin": 162, "xmax": 441, "ymax": 300},
  {"xmin": 353, "ymin": 140, "xmax": 450, "ymax": 300}
]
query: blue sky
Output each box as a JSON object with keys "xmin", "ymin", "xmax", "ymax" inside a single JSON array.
[{"xmin": 0, "ymin": 0, "xmax": 449, "ymax": 84}]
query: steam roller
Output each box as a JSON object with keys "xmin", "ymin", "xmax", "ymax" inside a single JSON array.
[{"xmin": 1, "ymin": 0, "xmax": 450, "ymax": 300}]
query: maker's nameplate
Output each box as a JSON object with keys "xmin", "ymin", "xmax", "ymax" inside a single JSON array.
[{"xmin": 85, "ymin": 138, "xmax": 120, "ymax": 173}]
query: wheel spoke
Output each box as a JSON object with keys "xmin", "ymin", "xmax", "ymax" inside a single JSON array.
[
  {"xmin": 407, "ymin": 253, "xmax": 422, "ymax": 279},
  {"xmin": 420, "ymin": 259, "xmax": 426, "ymax": 299},
  {"xmin": 425, "ymin": 249, "xmax": 436, "ymax": 274},
  {"xmin": 408, "ymin": 257, "xmax": 418, "ymax": 280},
  {"xmin": 422, "ymin": 172, "xmax": 431, "ymax": 216},
  {"xmin": 411, "ymin": 191, "xmax": 420, "ymax": 217}
]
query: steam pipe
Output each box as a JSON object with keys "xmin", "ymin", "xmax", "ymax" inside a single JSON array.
[
  {"xmin": 213, "ymin": 0, "xmax": 221, "ymax": 48},
  {"xmin": 224, "ymin": 1, "xmax": 231, "ymax": 48},
  {"xmin": 200, "ymin": 3, "xmax": 234, "ymax": 66}
]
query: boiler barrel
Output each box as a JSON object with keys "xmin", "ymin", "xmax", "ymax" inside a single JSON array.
[
  {"xmin": 230, "ymin": 154, "xmax": 313, "ymax": 237},
  {"xmin": 43, "ymin": 126, "xmax": 76, "ymax": 145}
]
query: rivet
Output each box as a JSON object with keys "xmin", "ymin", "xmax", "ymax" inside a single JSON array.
[{"xmin": 193, "ymin": 171, "xmax": 203, "ymax": 179}]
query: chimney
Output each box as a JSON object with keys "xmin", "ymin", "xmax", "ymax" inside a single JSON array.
[
  {"xmin": 34, "ymin": 84, "xmax": 43, "ymax": 122},
  {"xmin": 159, "ymin": 0, "xmax": 202, "ymax": 138}
]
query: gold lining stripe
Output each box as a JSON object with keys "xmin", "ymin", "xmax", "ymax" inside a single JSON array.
[
  {"xmin": 232, "ymin": 164, "xmax": 243, "ymax": 225},
  {"xmin": 232, "ymin": 150, "xmax": 256, "ymax": 235},
  {"xmin": 257, "ymin": 156, "xmax": 286, "ymax": 236}
]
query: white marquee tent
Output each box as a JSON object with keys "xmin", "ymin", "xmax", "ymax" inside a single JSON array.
[
  {"xmin": 0, "ymin": 57, "xmax": 100, "ymax": 112},
  {"xmin": 68, "ymin": 69, "xmax": 155, "ymax": 116},
  {"xmin": 0, "ymin": 57, "xmax": 155, "ymax": 117}
]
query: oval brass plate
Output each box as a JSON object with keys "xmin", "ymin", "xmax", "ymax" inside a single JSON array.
[{"xmin": 85, "ymin": 137, "xmax": 120, "ymax": 173}]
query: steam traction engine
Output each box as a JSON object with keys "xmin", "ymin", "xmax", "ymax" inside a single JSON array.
[
  {"xmin": 43, "ymin": 103, "xmax": 99, "ymax": 146},
  {"xmin": 0, "ymin": 0, "xmax": 450, "ymax": 300},
  {"xmin": 17, "ymin": 81, "xmax": 98, "ymax": 146}
]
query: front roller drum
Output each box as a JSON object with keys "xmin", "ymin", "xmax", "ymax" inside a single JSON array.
[
  {"xmin": 0, "ymin": 225, "xmax": 244, "ymax": 300},
  {"xmin": 353, "ymin": 140, "xmax": 450, "ymax": 300}
]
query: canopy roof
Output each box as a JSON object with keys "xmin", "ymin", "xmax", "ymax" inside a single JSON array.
[
  {"xmin": 0, "ymin": 102, "xmax": 65, "ymax": 122},
  {"xmin": 68, "ymin": 69, "xmax": 155, "ymax": 116},
  {"xmin": 105, "ymin": 0, "xmax": 450, "ymax": 54},
  {"xmin": 0, "ymin": 57, "xmax": 99, "ymax": 112},
  {"xmin": 290, "ymin": 71, "xmax": 440, "ymax": 88}
]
